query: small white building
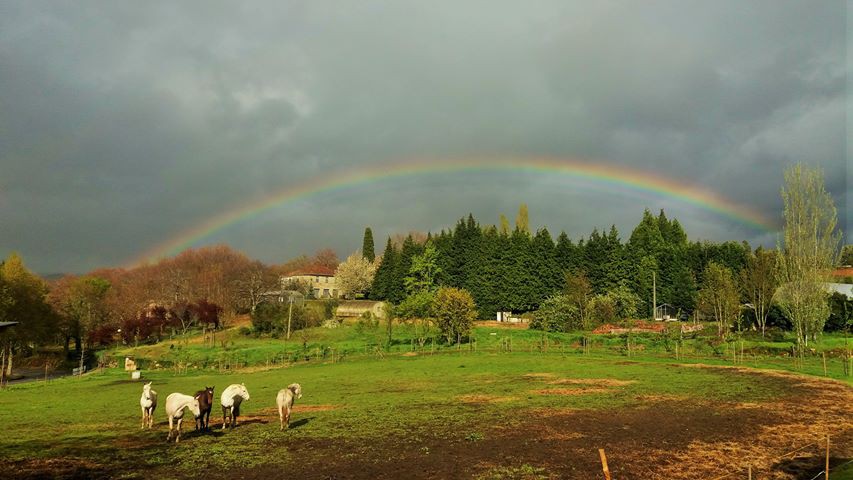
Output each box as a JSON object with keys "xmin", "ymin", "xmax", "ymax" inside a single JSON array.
[{"xmin": 496, "ymin": 311, "xmax": 527, "ymax": 323}]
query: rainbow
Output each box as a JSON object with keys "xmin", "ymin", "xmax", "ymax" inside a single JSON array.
[{"xmin": 127, "ymin": 157, "xmax": 776, "ymax": 267}]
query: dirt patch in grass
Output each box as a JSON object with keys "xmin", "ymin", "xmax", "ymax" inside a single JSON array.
[
  {"xmin": 0, "ymin": 457, "xmax": 111, "ymax": 480},
  {"xmin": 522, "ymin": 373, "xmax": 556, "ymax": 379},
  {"xmin": 296, "ymin": 404, "xmax": 339, "ymax": 412},
  {"xmin": 458, "ymin": 394, "xmax": 517, "ymax": 404},
  {"xmin": 531, "ymin": 387, "xmax": 612, "ymax": 395},
  {"xmin": 8, "ymin": 363, "xmax": 850, "ymax": 480},
  {"xmin": 548, "ymin": 378, "xmax": 637, "ymax": 387},
  {"xmin": 219, "ymin": 368, "xmax": 851, "ymax": 480}
]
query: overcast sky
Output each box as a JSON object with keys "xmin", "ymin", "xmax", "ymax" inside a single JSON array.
[{"xmin": 0, "ymin": 1, "xmax": 848, "ymax": 274}]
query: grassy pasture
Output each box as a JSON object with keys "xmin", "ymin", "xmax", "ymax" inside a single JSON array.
[
  {"xmin": 106, "ymin": 320, "xmax": 853, "ymax": 382},
  {"xmin": 1, "ymin": 347, "xmax": 851, "ymax": 479}
]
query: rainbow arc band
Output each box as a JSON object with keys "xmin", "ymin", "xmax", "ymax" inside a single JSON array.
[{"xmin": 127, "ymin": 157, "xmax": 775, "ymax": 267}]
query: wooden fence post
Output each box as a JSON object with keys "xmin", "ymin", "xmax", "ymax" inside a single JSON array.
[{"xmin": 598, "ymin": 448, "xmax": 611, "ymax": 480}]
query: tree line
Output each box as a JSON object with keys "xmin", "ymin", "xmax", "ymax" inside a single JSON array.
[
  {"xmin": 365, "ymin": 165, "xmax": 848, "ymax": 345},
  {"xmin": 368, "ymin": 206, "xmax": 752, "ymax": 319},
  {"xmin": 0, "ymin": 245, "xmax": 343, "ymax": 379}
]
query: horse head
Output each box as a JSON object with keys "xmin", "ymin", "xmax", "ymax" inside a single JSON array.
[
  {"xmin": 237, "ymin": 384, "xmax": 250, "ymax": 401},
  {"xmin": 190, "ymin": 396, "xmax": 201, "ymax": 417},
  {"xmin": 288, "ymin": 383, "xmax": 302, "ymax": 400}
]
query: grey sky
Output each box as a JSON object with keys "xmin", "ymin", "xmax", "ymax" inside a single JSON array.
[{"xmin": 0, "ymin": 1, "xmax": 847, "ymax": 273}]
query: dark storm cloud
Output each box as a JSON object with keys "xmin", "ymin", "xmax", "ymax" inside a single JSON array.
[{"xmin": 0, "ymin": 1, "xmax": 846, "ymax": 273}]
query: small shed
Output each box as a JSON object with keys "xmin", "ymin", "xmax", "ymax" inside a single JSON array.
[{"xmin": 335, "ymin": 301, "xmax": 387, "ymax": 320}]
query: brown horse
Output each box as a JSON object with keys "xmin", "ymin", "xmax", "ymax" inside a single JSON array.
[{"xmin": 194, "ymin": 386, "xmax": 215, "ymax": 431}]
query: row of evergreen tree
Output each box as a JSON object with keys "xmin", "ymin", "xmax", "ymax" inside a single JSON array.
[{"xmin": 368, "ymin": 208, "xmax": 752, "ymax": 319}]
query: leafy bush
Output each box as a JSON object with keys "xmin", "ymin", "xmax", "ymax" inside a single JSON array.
[
  {"xmin": 433, "ymin": 287, "xmax": 477, "ymax": 344},
  {"xmin": 589, "ymin": 295, "xmax": 617, "ymax": 325},
  {"xmin": 396, "ymin": 290, "xmax": 435, "ymax": 319},
  {"xmin": 354, "ymin": 311, "xmax": 379, "ymax": 334},
  {"xmin": 530, "ymin": 295, "xmax": 579, "ymax": 332}
]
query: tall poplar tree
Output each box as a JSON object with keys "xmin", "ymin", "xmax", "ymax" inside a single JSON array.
[
  {"xmin": 515, "ymin": 203, "xmax": 530, "ymax": 234},
  {"xmin": 777, "ymin": 164, "xmax": 841, "ymax": 345}
]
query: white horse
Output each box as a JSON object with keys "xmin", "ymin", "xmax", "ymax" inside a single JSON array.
[
  {"xmin": 165, "ymin": 392, "xmax": 201, "ymax": 443},
  {"xmin": 139, "ymin": 381, "xmax": 157, "ymax": 429},
  {"xmin": 276, "ymin": 383, "xmax": 302, "ymax": 431},
  {"xmin": 220, "ymin": 383, "xmax": 250, "ymax": 429}
]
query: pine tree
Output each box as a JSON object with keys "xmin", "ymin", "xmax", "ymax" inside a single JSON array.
[
  {"xmin": 362, "ymin": 227, "xmax": 375, "ymax": 262},
  {"xmin": 370, "ymin": 238, "xmax": 397, "ymax": 300},
  {"xmin": 391, "ymin": 235, "xmax": 421, "ymax": 303},
  {"xmin": 532, "ymin": 228, "xmax": 560, "ymax": 304},
  {"xmin": 555, "ymin": 231, "xmax": 582, "ymax": 274}
]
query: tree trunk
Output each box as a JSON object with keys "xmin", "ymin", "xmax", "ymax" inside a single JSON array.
[
  {"xmin": 5, "ymin": 346, "xmax": 13, "ymax": 377},
  {"xmin": 0, "ymin": 343, "xmax": 7, "ymax": 388},
  {"xmin": 78, "ymin": 341, "xmax": 86, "ymax": 377}
]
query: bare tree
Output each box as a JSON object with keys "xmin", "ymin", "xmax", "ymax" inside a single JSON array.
[{"xmin": 776, "ymin": 164, "xmax": 842, "ymax": 346}]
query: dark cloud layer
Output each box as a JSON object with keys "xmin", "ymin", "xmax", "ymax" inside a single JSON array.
[{"xmin": 0, "ymin": 1, "xmax": 847, "ymax": 273}]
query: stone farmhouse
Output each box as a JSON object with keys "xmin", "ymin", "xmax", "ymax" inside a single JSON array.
[{"xmin": 281, "ymin": 266, "xmax": 340, "ymax": 299}]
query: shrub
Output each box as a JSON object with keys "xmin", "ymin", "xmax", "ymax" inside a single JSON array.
[
  {"xmin": 396, "ymin": 290, "xmax": 435, "ymax": 319},
  {"xmin": 432, "ymin": 287, "xmax": 477, "ymax": 344},
  {"xmin": 531, "ymin": 295, "xmax": 580, "ymax": 332},
  {"xmin": 589, "ymin": 295, "xmax": 617, "ymax": 326},
  {"xmin": 251, "ymin": 302, "xmax": 286, "ymax": 333}
]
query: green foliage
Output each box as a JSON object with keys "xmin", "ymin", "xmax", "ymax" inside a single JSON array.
[
  {"xmin": 250, "ymin": 302, "xmax": 287, "ymax": 333},
  {"xmin": 354, "ymin": 311, "xmax": 380, "ymax": 334},
  {"xmin": 825, "ymin": 292, "xmax": 851, "ymax": 332},
  {"xmin": 697, "ymin": 262, "xmax": 740, "ymax": 337},
  {"xmin": 840, "ymin": 244, "xmax": 853, "ymax": 266},
  {"xmin": 250, "ymin": 301, "xmax": 319, "ymax": 335},
  {"xmin": 396, "ymin": 290, "xmax": 435, "ymax": 319},
  {"xmin": 370, "ymin": 238, "xmax": 397, "ymax": 301},
  {"xmin": 605, "ymin": 284, "xmax": 640, "ymax": 320},
  {"xmin": 0, "ymin": 253, "xmax": 54, "ymax": 345},
  {"xmin": 404, "ymin": 242, "xmax": 442, "ymax": 294},
  {"xmin": 433, "ymin": 287, "xmax": 477, "ymax": 343},
  {"xmin": 530, "ymin": 294, "xmax": 579, "ymax": 332},
  {"xmin": 777, "ymin": 164, "xmax": 842, "ymax": 345},
  {"xmin": 362, "ymin": 227, "xmax": 375, "ymax": 262},
  {"xmin": 563, "ymin": 270, "xmax": 592, "ymax": 328},
  {"xmin": 589, "ymin": 295, "xmax": 617, "ymax": 325}
]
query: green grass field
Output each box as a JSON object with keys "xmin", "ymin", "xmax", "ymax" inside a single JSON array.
[
  {"xmin": 2, "ymin": 324, "xmax": 852, "ymax": 479},
  {"xmin": 104, "ymin": 320, "xmax": 853, "ymax": 384}
]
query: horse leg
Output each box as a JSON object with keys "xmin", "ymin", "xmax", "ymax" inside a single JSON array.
[
  {"xmin": 222, "ymin": 407, "xmax": 228, "ymax": 429},
  {"xmin": 285, "ymin": 406, "xmax": 291, "ymax": 429},
  {"xmin": 176, "ymin": 418, "xmax": 182, "ymax": 443},
  {"xmin": 141, "ymin": 408, "xmax": 146, "ymax": 430},
  {"xmin": 279, "ymin": 405, "xmax": 283, "ymax": 431},
  {"xmin": 167, "ymin": 416, "xmax": 173, "ymax": 442}
]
